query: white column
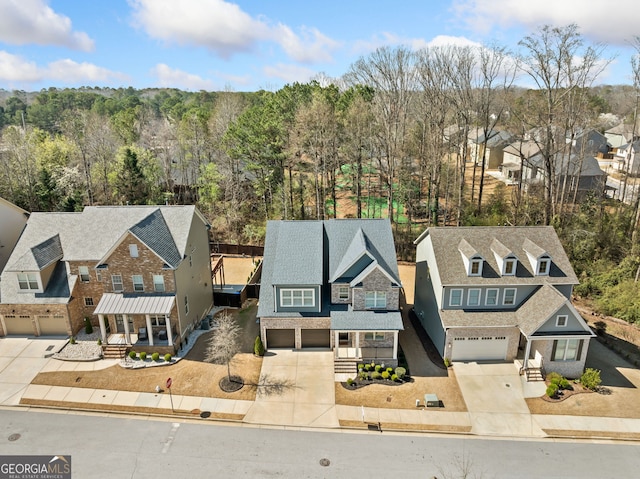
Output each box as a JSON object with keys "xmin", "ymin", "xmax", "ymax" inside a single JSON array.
[
  {"xmin": 355, "ymin": 331, "xmax": 360, "ymax": 359},
  {"xmin": 523, "ymin": 338, "xmax": 532, "ymax": 370},
  {"xmin": 145, "ymin": 314, "xmax": 154, "ymax": 346},
  {"xmin": 334, "ymin": 331, "xmax": 339, "ymax": 358},
  {"xmin": 165, "ymin": 315, "xmax": 173, "ymax": 346},
  {"xmin": 392, "ymin": 330, "xmax": 398, "ymax": 360},
  {"xmin": 123, "ymin": 314, "xmax": 131, "ymax": 345},
  {"xmin": 98, "ymin": 314, "xmax": 107, "ymax": 344}
]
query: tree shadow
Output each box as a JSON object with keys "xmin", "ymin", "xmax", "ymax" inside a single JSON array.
[
  {"xmin": 250, "ymin": 373, "xmax": 298, "ymax": 398},
  {"xmin": 586, "ymin": 339, "xmax": 638, "ymax": 389}
]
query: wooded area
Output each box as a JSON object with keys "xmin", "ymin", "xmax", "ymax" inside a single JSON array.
[{"xmin": 1, "ymin": 25, "xmax": 640, "ymax": 323}]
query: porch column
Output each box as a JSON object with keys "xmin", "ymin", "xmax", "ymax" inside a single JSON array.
[
  {"xmin": 123, "ymin": 314, "xmax": 131, "ymax": 345},
  {"xmin": 165, "ymin": 315, "xmax": 173, "ymax": 346},
  {"xmin": 145, "ymin": 314, "xmax": 154, "ymax": 346},
  {"xmin": 523, "ymin": 337, "xmax": 532, "ymax": 370},
  {"xmin": 334, "ymin": 331, "xmax": 339, "ymax": 359},
  {"xmin": 98, "ymin": 314, "xmax": 107, "ymax": 345},
  {"xmin": 355, "ymin": 331, "xmax": 360, "ymax": 358},
  {"xmin": 392, "ymin": 330, "xmax": 398, "ymax": 360}
]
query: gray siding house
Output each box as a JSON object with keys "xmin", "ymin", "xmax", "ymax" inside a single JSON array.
[
  {"xmin": 258, "ymin": 219, "xmax": 403, "ymax": 368},
  {"xmin": 413, "ymin": 226, "xmax": 594, "ymax": 379}
]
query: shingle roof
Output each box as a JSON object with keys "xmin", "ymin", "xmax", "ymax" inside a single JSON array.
[
  {"xmin": 415, "ymin": 226, "xmax": 578, "ymax": 286},
  {"xmin": 129, "ymin": 209, "xmax": 182, "ymax": 268},
  {"xmin": 516, "ymin": 284, "xmax": 568, "ymax": 336},
  {"xmin": 331, "ymin": 310, "xmax": 403, "ymax": 331}
]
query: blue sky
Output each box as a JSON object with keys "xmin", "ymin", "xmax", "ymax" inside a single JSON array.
[{"xmin": 1, "ymin": 0, "xmax": 639, "ymax": 92}]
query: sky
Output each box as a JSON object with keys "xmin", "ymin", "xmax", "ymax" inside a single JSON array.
[{"xmin": 1, "ymin": 0, "xmax": 640, "ymax": 92}]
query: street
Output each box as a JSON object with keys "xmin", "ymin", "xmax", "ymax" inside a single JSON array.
[{"xmin": 0, "ymin": 409, "xmax": 638, "ymax": 478}]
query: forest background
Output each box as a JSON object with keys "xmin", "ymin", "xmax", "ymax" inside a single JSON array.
[{"xmin": 1, "ymin": 25, "xmax": 640, "ymax": 325}]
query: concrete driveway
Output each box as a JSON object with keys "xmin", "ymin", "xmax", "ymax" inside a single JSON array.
[
  {"xmin": 243, "ymin": 350, "xmax": 339, "ymax": 428},
  {"xmin": 0, "ymin": 337, "xmax": 68, "ymax": 406},
  {"xmin": 454, "ymin": 361, "xmax": 546, "ymax": 437}
]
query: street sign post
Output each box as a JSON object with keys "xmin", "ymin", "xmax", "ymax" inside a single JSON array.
[{"xmin": 166, "ymin": 378, "xmax": 174, "ymax": 412}]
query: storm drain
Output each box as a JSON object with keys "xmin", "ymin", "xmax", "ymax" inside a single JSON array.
[
  {"xmin": 45, "ymin": 345, "xmax": 55, "ymax": 351},
  {"xmin": 8, "ymin": 433, "xmax": 21, "ymax": 442}
]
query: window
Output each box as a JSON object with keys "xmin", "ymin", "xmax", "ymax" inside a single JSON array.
[
  {"xmin": 78, "ymin": 266, "xmax": 90, "ymax": 282},
  {"xmin": 185, "ymin": 295, "xmax": 189, "ymax": 314},
  {"xmin": 153, "ymin": 275, "xmax": 165, "ymax": 292},
  {"xmin": 556, "ymin": 315, "xmax": 568, "ymax": 327},
  {"xmin": 449, "ymin": 289, "xmax": 463, "ymax": 307},
  {"xmin": 150, "ymin": 315, "xmax": 166, "ymax": 326},
  {"xmin": 17, "ymin": 273, "xmax": 39, "ymax": 290},
  {"xmin": 129, "ymin": 244, "xmax": 138, "ymax": 258},
  {"xmin": 503, "ymin": 288, "xmax": 516, "ymax": 305},
  {"xmin": 485, "ymin": 288, "xmax": 498, "ymax": 306},
  {"xmin": 132, "ymin": 275, "xmax": 144, "ymax": 292},
  {"xmin": 467, "ymin": 289, "xmax": 481, "ymax": 306},
  {"xmin": 470, "ymin": 259, "xmax": 482, "ymax": 276},
  {"xmin": 504, "ymin": 259, "xmax": 516, "ymax": 275},
  {"xmin": 281, "ymin": 288, "xmax": 315, "ymax": 307},
  {"xmin": 338, "ymin": 286, "xmax": 349, "ymax": 300},
  {"xmin": 364, "ymin": 332, "xmax": 385, "ymax": 341},
  {"xmin": 553, "ymin": 339, "xmax": 581, "ymax": 361},
  {"xmin": 538, "ymin": 258, "xmax": 550, "ymax": 275},
  {"xmin": 365, "ymin": 291, "xmax": 387, "ymax": 309},
  {"xmin": 111, "ymin": 274, "xmax": 123, "ymax": 292},
  {"xmin": 96, "ymin": 271, "xmax": 102, "ymax": 282},
  {"xmin": 84, "ymin": 297, "xmax": 94, "ymax": 307}
]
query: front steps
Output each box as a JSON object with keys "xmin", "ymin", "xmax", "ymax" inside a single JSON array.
[
  {"xmin": 103, "ymin": 345, "xmax": 128, "ymax": 359},
  {"xmin": 334, "ymin": 360, "xmax": 358, "ymax": 375}
]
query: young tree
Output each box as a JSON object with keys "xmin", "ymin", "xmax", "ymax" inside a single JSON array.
[{"xmin": 205, "ymin": 313, "xmax": 241, "ymax": 386}]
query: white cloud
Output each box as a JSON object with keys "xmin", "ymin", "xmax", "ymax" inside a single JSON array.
[
  {"xmin": 151, "ymin": 64, "xmax": 217, "ymax": 90},
  {"xmin": 129, "ymin": 0, "xmax": 337, "ymax": 63},
  {"xmin": 0, "ymin": 0, "xmax": 93, "ymax": 51},
  {"xmin": 263, "ymin": 63, "xmax": 316, "ymax": 84},
  {"xmin": 0, "ymin": 51, "xmax": 127, "ymax": 86},
  {"xmin": 214, "ymin": 71, "xmax": 252, "ymax": 86},
  {"xmin": 353, "ymin": 32, "xmax": 481, "ymax": 54},
  {"xmin": 453, "ymin": 0, "xmax": 640, "ymax": 45}
]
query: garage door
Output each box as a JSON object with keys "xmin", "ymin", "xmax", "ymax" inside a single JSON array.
[
  {"xmin": 2, "ymin": 315, "xmax": 36, "ymax": 335},
  {"xmin": 266, "ymin": 329, "xmax": 295, "ymax": 348},
  {"xmin": 451, "ymin": 336, "xmax": 508, "ymax": 361},
  {"xmin": 37, "ymin": 315, "xmax": 68, "ymax": 335},
  {"xmin": 301, "ymin": 329, "xmax": 330, "ymax": 348}
]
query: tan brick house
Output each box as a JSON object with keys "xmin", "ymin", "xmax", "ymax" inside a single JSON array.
[{"xmin": 0, "ymin": 205, "xmax": 213, "ymax": 352}]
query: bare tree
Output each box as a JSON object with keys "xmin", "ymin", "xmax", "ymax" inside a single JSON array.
[{"xmin": 205, "ymin": 312, "xmax": 241, "ymax": 384}]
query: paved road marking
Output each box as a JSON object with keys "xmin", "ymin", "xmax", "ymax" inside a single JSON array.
[{"xmin": 161, "ymin": 423, "xmax": 180, "ymax": 454}]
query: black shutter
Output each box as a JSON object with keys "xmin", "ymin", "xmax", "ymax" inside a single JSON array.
[
  {"xmin": 576, "ymin": 339, "xmax": 584, "ymax": 361},
  {"xmin": 551, "ymin": 340, "xmax": 557, "ymax": 360}
]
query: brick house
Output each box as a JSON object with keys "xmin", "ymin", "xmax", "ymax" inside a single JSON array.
[
  {"xmin": 258, "ymin": 219, "xmax": 403, "ymax": 369},
  {"xmin": 0, "ymin": 205, "xmax": 213, "ymax": 352}
]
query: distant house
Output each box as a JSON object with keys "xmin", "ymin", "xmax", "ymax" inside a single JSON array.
[
  {"xmin": 613, "ymin": 140, "xmax": 640, "ymax": 175},
  {"xmin": 605, "ymin": 122, "xmax": 638, "ymax": 150},
  {"xmin": 501, "ymin": 140, "xmax": 541, "ymax": 184},
  {"xmin": 0, "ymin": 205, "xmax": 213, "ymax": 353},
  {"xmin": 258, "ymin": 219, "xmax": 403, "ymax": 369},
  {"xmin": 413, "ymin": 226, "xmax": 594, "ymax": 379},
  {"xmin": 0, "ymin": 197, "xmax": 28, "ymax": 276},
  {"xmin": 464, "ymin": 128, "xmax": 513, "ymax": 168}
]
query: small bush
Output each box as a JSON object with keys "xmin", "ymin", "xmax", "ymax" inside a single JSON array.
[
  {"xmin": 381, "ymin": 371, "xmax": 390, "ymax": 380},
  {"xmin": 546, "ymin": 384, "xmax": 558, "ymax": 398},
  {"xmin": 139, "ymin": 351, "xmax": 147, "ymax": 360},
  {"xmin": 84, "ymin": 318, "xmax": 93, "ymax": 335},
  {"xmin": 164, "ymin": 353, "xmax": 172, "ymax": 362},
  {"xmin": 559, "ymin": 378, "xmax": 572, "ymax": 390},
  {"xmin": 97, "ymin": 339, "xmax": 102, "ymax": 346},
  {"xmin": 364, "ymin": 364, "xmax": 372, "ymax": 371},
  {"xmin": 374, "ymin": 364, "xmax": 382, "ymax": 372},
  {"xmin": 347, "ymin": 378, "xmax": 354, "ymax": 386},
  {"xmin": 371, "ymin": 371, "xmax": 382, "ymax": 380},
  {"xmin": 547, "ymin": 372, "xmax": 562, "ymax": 385},
  {"xmin": 443, "ymin": 357, "xmax": 451, "ymax": 367},
  {"xmin": 357, "ymin": 363, "xmax": 365, "ymax": 371},
  {"xmin": 580, "ymin": 368, "xmax": 602, "ymax": 390},
  {"xmin": 151, "ymin": 352, "xmax": 160, "ymax": 361},
  {"xmin": 69, "ymin": 336, "xmax": 76, "ymax": 345},
  {"xmin": 358, "ymin": 371, "xmax": 368, "ymax": 380},
  {"xmin": 395, "ymin": 367, "xmax": 406, "ymax": 380},
  {"xmin": 391, "ymin": 373, "xmax": 399, "ymax": 382},
  {"xmin": 254, "ymin": 336, "xmax": 265, "ymax": 356},
  {"xmin": 129, "ymin": 351, "xmax": 137, "ymax": 359},
  {"xmin": 386, "ymin": 367, "xmax": 393, "ymax": 374}
]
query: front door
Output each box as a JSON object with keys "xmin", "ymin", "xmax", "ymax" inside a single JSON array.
[{"xmin": 115, "ymin": 315, "xmax": 125, "ymax": 333}]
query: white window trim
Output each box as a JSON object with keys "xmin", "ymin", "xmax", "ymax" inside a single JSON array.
[
  {"xmin": 129, "ymin": 244, "xmax": 138, "ymax": 258},
  {"xmin": 364, "ymin": 291, "xmax": 387, "ymax": 309},
  {"xmin": 537, "ymin": 257, "xmax": 550, "ymax": 275},
  {"xmin": 503, "ymin": 288, "xmax": 517, "ymax": 306},
  {"xmin": 111, "ymin": 274, "xmax": 123, "ymax": 292},
  {"xmin": 554, "ymin": 339, "xmax": 580, "ymax": 361},
  {"xmin": 364, "ymin": 331, "xmax": 385, "ymax": 341},
  {"xmin": 132, "ymin": 275, "xmax": 144, "ymax": 292},
  {"xmin": 467, "ymin": 288, "xmax": 481, "ymax": 306},
  {"xmin": 485, "ymin": 288, "xmax": 499, "ymax": 306},
  {"xmin": 153, "ymin": 275, "xmax": 165, "ymax": 292},
  {"xmin": 449, "ymin": 288, "xmax": 463, "ymax": 307},
  {"xmin": 78, "ymin": 266, "xmax": 90, "ymax": 283},
  {"xmin": 469, "ymin": 259, "xmax": 483, "ymax": 276},
  {"xmin": 280, "ymin": 288, "xmax": 316, "ymax": 308},
  {"xmin": 556, "ymin": 315, "xmax": 568, "ymax": 327},
  {"xmin": 503, "ymin": 259, "xmax": 516, "ymax": 276},
  {"xmin": 338, "ymin": 285, "xmax": 349, "ymax": 300},
  {"xmin": 17, "ymin": 272, "xmax": 40, "ymax": 291}
]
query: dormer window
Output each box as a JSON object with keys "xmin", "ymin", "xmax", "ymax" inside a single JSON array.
[
  {"xmin": 17, "ymin": 273, "xmax": 39, "ymax": 290},
  {"xmin": 459, "ymin": 239, "xmax": 483, "ymax": 277},
  {"xmin": 470, "ymin": 258, "xmax": 483, "ymax": 276},
  {"xmin": 504, "ymin": 258, "xmax": 516, "ymax": 275},
  {"xmin": 538, "ymin": 257, "xmax": 550, "ymax": 275}
]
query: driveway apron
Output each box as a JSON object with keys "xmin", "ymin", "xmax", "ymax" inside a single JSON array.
[
  {"xmin": 243, "ymin": 350, "xmax": 339, "ymax": 428},
  {"xmin": 454, "ymin": 361, "xmax": 546, "ymax": 437}
]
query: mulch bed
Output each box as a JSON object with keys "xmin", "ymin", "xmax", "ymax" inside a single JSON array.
[{"xmin": 340, "ymin": 377, "xmax": 414, "ymax": 390}]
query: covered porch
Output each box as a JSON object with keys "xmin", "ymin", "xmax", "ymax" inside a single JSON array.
[{"xmin": 94, "ymin": 293, "xmax": 176, "ymax": 347}]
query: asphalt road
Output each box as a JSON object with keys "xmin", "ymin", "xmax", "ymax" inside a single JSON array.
[{"xmin": 1, "ymin": 409, "xmax": 639, "ymax": 478}]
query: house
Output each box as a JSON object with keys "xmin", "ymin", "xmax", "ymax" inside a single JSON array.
[
  {"xmin": 465, "ymin": 128, "xmax": 513, "ymax": 168},
  {"xmin": 613, "ymin": 140, "xmax": 640, "ymax": 175},
  {"xmin": 0, "ymin": 205, "xmax": 213, "ymax": 353},
  {"xmin": 0, "ymin": 197, "xmax": 29, "ymax": 275},
  {"xmin": 605, "ymin": 122, "xmax": 638, "ymax": 151},
  {"xmin": 413, "ymin": 226, "xmax": 595, "ymax": 379},
  {"xmin": 257, "ymin": 219, "xmax": 403, "ymax": 368},
  {"xmin": 501, "ymin": 139, "xmax": 541, "ymax": 184}
]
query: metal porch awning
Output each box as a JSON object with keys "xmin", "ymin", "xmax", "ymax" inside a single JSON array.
[{"xmin": 94, "ymin": 293, "xmax": 175, "ymax": 315}]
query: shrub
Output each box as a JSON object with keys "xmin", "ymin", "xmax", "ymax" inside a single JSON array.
[
  {"xmin": 364, "ymin": 364, "xmax": 372, "ymax": 371},
  {"xmin": 580, "ymin": 368, "xmax": 602, "ymax": 390},
  {"xmin": 371, "ymin": 371, "xmax": 382, "ymax": 380},
  {"xmin": 129, "ymin": 351, "xmax": 137, "ymax": 359},
  {"xmin": 443, "ymin": 358, "xmax": 451, "ymax": 367},
  {"xmin": 357, "ymin": 363, "xmax": 365, "ymax": 371},
  {"xmin": 547, "ymin": 372, "xmax": 562, "ymax": 385},
  {"xmin": 386, "ymin": 367, "xmax": 393, "ymax": 374},
  {"xmin": 84, "ymin": 318, "xmax": 93, "ymax": 335},
  {"xmin": 151, "ymin": 352, "xmax": 160, "ymax": 361},
  {"xmin": 391, "ymin": 373, "xmax": 399, "ymax": 382},
  {"xmin": 69, "ymin": 336, "xmax": 76, "ymax": 345},
  {"xmin": 254, "ymin": 336, "xmax": 265, "ymax": 356},
  {"xmin": 358, "ymin": 371, "xmax": 368, "ymax": 380},
  {"xmin": 97, "ymin": 339, "xmax": 102, "ymax": 346},
  {"xmin": 375, "ymin": 364, "xmax": 382, "ymax": 372},
  {"xmin": 559, "ymin": 378, "xmax": 572, "ymax": 390},
  {"xmin": 346, "ymin": 378, "xmax": 354, "ymax": 386},
  {"xmin": 139, "ymin": 351, "xmax": 147, "ymax": 360},
  {"xmin": 395, "ymin": 367, "xmax": 406, "ymax": 380},
  {"xmin": 381, "ymin": 371, "xmax": 390, "ymax": 380},
  {"xmin": 164, "ymin": 353, "xmax": 172, "ymax": 362},
  {"xmin": 546, "ymin": 384, "xmax": 559, "ymax": 398}
]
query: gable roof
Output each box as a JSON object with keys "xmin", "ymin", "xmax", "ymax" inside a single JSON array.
[
  {"xmin": 414, "ymin": 226, "xmax": 578, "ymax": 286},
  {"xmin": 129, "ymin": 209, "xmax": 182, "ymax": 268}
]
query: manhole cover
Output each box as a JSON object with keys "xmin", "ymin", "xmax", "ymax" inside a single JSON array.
[
  {"xmin": 8, "ymin": 433, "xmax": 20, "ymax": 442},
  {"xmin": 200, "ymin": 411, "xmax": 211, "ymax": 418},
  {"xmin": 319, "ymin": 458, "xmax": 330, "ymax": 467}
]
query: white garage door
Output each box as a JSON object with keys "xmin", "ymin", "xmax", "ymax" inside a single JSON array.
[{"xmin": 451, "ymin": 336, "xmax": 508, "ymax": 361}]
